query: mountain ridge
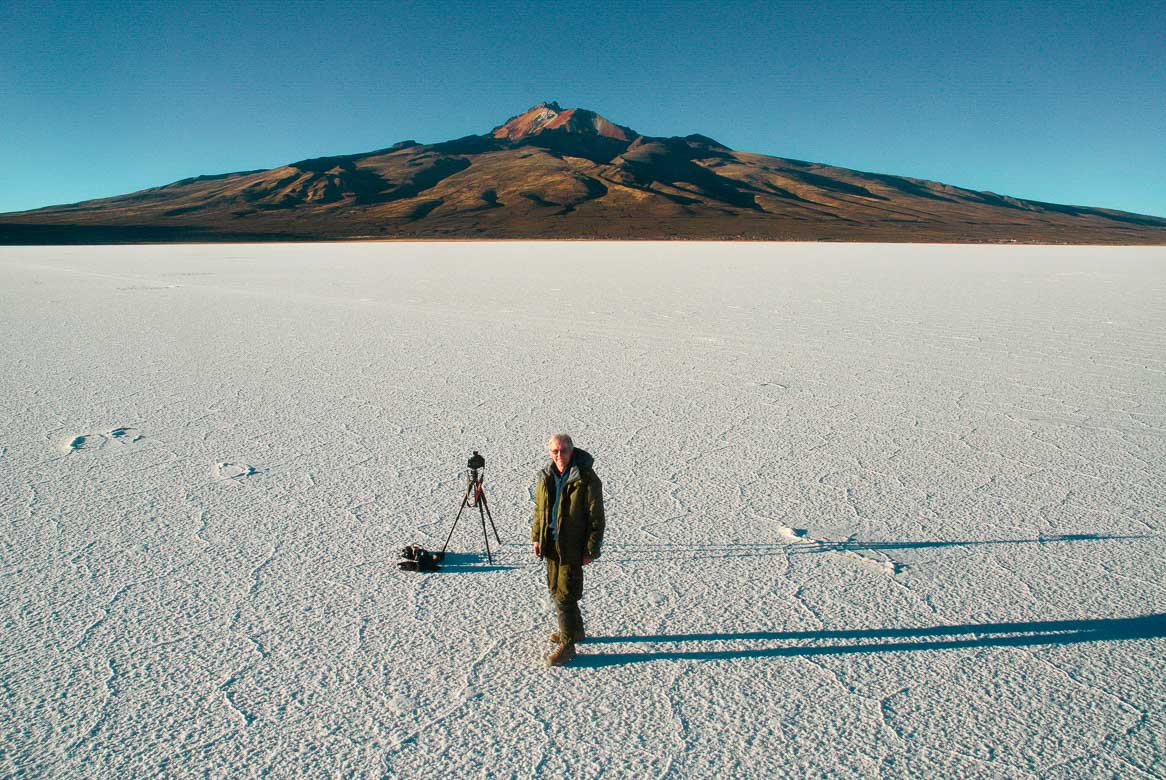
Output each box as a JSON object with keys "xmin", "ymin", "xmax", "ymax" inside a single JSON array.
[{"xmin": 3, "ymin": 102, "xmax": 1164, "ymax": 245}]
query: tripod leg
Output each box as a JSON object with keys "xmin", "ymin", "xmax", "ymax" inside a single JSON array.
[
  {"xmin": 478, "ymin": 502, "xmax": 493, "ymax": 564},
  {"xmin": 479, "ymin": 492, "xmax": 502, "ymax": 545},
  {"xmin": 440, "ymin": 487, "xmax": 474, "ymax": 557}
]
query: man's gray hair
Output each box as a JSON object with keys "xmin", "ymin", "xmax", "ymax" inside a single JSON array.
[{"xmin": 548, "ymin": 433, "xmax": 574, "ymax": 449}]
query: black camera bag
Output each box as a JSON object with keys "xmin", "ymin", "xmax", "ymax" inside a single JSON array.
[{"xmin": 398, "ymin": 544, "xmax": 440, "ymax": 572}]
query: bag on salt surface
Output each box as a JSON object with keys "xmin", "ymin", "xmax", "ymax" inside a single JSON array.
[{"xmin": 398, "ymin": 544, "xmax": 440, "ymax": 572}]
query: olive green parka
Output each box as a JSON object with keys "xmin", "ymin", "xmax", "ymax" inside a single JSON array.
[{"xmin": 532, "ymin": 448, "xmax": 605, "ymax": 564}]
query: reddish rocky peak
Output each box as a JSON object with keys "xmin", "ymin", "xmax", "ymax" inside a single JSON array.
[{"xmin": 492, "ymin": 102, "xmax": 637, "ymax": 142}]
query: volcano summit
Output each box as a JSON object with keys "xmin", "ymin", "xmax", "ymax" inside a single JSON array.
[{"xmin": 2, "ymin": 102, "xmax": 1163, "ymax": 244}]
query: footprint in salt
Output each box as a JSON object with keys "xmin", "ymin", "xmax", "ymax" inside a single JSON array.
[
  {"xmin": 214, "ymin": 462, "xmax": 258, "ymax": 481},
  {"xmin": 61, "ymin": 427, "xmax": 144, "ymax": 453},
  {"xmin": 776, "ymin": 521, "xmax": 905, "ymax": 576}
]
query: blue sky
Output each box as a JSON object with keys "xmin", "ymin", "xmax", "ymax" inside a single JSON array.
[{"xmin": 2, "ymin": 0, "xmax": 1163, "ymax": 216}]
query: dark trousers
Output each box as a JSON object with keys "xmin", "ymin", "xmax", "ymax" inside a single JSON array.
[{"xmin": 544, "ymin": 546, "xmax": 585, "ymax": 642}]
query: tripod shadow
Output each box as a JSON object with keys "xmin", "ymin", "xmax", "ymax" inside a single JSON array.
[
  {"xmin": 788, "ymin": 533, "xmax": 1148, "ymax": 555},
  {"xmin": 602, "ymin": 532, "xmax": 1148, "ymax": 563},
  {"xmin": 436, "ymin": 551, "xmax": 520, "ymax": 573},
  {"xmin": 575, "ymin": 613, "xmax": 1166, "ymax": 667}
]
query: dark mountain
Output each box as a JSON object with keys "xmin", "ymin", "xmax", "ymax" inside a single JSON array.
[{"xmin": 3, "ymin": 101, "xmax": 1164, "ymax": 244}]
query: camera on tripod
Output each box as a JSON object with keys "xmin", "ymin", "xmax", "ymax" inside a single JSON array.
[
  {"xmin": 465, "ymin": 451, "xmax": 486, "ymax": 507},
  {"xmin": 399, "ymin": 450, "xmax": 504, "ymax": 572},
  {"xmin": 439, "ymin": 450, "xmax": 502, "ymax": 563}
]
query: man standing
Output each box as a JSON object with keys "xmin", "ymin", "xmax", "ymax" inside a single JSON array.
[{"xmin": 532, "ymin": 434, "xmax": 605, "ymax": 667}]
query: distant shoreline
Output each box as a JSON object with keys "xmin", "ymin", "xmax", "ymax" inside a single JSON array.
[{"xmin": 2, "ymin": 225, "xmax": 1164, "ymax": 247}]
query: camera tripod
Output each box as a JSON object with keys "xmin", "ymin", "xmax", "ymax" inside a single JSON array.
[{"xmin": 439, "ymin": 451, "xmax": 502, "ymax": 564}]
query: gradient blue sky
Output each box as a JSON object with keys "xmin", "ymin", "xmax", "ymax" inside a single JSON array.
[{"xmin": 3, "ymin": 0, "xmax": 1164, "ymax": 216}]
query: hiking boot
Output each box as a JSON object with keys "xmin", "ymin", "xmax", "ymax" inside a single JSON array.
[
  {"xmin": 547, "ymin": 630, "xmax": 586, "ymax": 644},
  {"xmin": 546, "ymin": 641, "xmax": 577, "ymax": 667}
]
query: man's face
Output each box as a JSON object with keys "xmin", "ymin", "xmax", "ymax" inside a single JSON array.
[{"xmin": 548, "ymin": 439, "xmax": 573, "ymax": 473}]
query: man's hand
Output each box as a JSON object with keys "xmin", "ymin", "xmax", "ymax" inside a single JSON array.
[
  {"xmin": 582, "ymin": 554, "xmax": 595, "ymax": 565},
  {"xmin": 532, "ymin": 542, "xmax": 541, "ymax": 556}
]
